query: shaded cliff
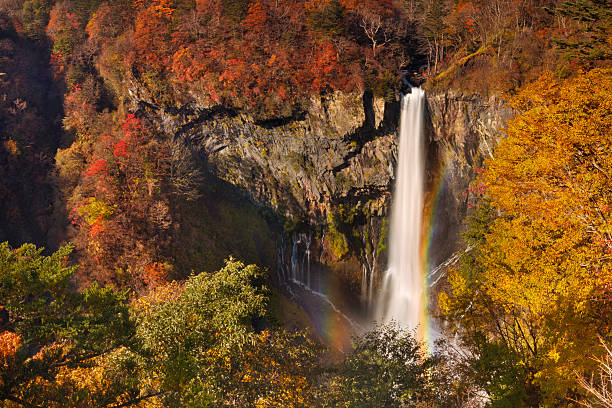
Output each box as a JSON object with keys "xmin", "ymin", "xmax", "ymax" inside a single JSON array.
[
  {"xmin": 0, "ymin": 15, "xmax": 63, "ymax": 248},
  {"xmin": 125, "ymin": 83, "xmax": 396, "ymax": 308},
  {"xmin": 424, "ymin": 91, "xmax": 514, "ymax": 270}
]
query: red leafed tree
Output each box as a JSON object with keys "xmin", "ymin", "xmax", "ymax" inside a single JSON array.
[
  {"xmin": 311, "ymin": 42, "xmax": 345, "ymax": 92},
  {"xmin": 71, "ymin": 113, "xmax": 173, "ymax": 291},
  {"xmin": 84, "ymin": 158, "xmax": 108, "ymax": 177}
]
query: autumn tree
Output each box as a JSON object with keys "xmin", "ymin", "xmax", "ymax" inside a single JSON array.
[
  {"xmin": 70, "ymin": 113, "xmax": 175, "ymax": 290},
  {"xmin": 0, "ymin": 242, "xmax": 138, "ymax": 407},
  {"xmin": 439, "ymin": 68, "xmax": 612, "ymax": 405},
  {"xmin": 578, "ymin": 340, "xmax": 612, "ymax": 408},
  {"xmin": 131, "ymin": 258, "xmax": 319, "ymax": 407},
  {"xmin": 46, "ymin": 2, "xmax": 84, "ymax": 59}
]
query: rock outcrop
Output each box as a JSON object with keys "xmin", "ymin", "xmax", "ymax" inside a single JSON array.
[{"xmin": 424, "ymin": 91, "xmax": 514, "ymax": 268}]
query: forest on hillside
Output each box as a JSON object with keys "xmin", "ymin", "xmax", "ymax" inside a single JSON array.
[{"xmin": 0, "ymin": 0, "xmax": 610, "ymax": 406}]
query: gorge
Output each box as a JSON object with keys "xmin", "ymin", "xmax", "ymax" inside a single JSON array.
[
  {"xmin": 2, "ymin": 0, "xmax": 609, "ymax": 404},
  {"xmin": 125, "ymin": 82, "xmax": 515, "ymax": 347}
]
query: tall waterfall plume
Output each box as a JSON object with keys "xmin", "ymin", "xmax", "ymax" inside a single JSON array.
[{"xmin": 376, "ymin": 87, "xmax": 426, "ymax": 331}]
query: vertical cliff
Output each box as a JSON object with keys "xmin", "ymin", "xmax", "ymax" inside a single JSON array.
[{"xmin": 425, "ymin": 91, "xmax": 514, "ymax": 269}]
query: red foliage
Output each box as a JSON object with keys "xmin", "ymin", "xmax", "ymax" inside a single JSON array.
[
  {"xmin": 49, "ymin": 51, "xmax": 65, "ymax": 78},
  {"xmin": 122, "ymin": 114, "xmax": 143, "ymax": 138},
  {"xmin": 89, "ymin": 217, "xmax": 105, "ymax": 236},
  {"xmin": 113, "ymin": 140, "xmax": 129, "ymax": 157},
  {"xmin": 311, "ymin": 42, "xmax": 345, "ymax": 92},
  {"xmin": 85, "ymin": 158, "xmax": 108, "ymax": 177}
]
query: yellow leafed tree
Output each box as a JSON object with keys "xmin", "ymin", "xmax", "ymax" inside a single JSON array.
[{"xmin": 440, "ymin": 68, "xmax": 611, "ymax": 406}]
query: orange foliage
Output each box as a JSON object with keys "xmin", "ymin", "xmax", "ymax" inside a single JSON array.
[
  {"xmin": 46, "ymin": 5, "xmax": 80, "ymax": 42},
  {"xmin": 144, "ymin": 262, "xmax": 169, "ymax": 286},
  {"xmin": 63, "ymin": 85, "xmax": 97, "ymax": 136},
  {"xmin": 133, "ymin": 0, "xmax": 175, "ymax": 18},
  {"xmin": 0, "ymin": 331, "xmax": 22, "ymax": 368},
  {"xmin": 133, "ymin": 7, "xmax": 172, "ymax": 69},
  {"xmin": 243, "ymin": 1, "xmax": 268, "ymax": 31},
  {"xmin": 127, "ymin": 0, "xmax": 409, "ymax": 113}
]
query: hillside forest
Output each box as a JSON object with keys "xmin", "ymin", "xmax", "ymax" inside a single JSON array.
[{"xmin": 0, "ymin": 0, "xmax": 610, "ymax": 407}]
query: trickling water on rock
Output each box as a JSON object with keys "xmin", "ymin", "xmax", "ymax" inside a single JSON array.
[{"xmin": 376, "ymin": 87, "xmax": 426, "ymax": 331}]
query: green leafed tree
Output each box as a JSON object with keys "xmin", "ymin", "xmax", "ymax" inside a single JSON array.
[
  {"xmin": 551, "ymin": 0, "xmax": 612, "ymax": 68},
  {"xmin": 0, "ymin": 242, "xmax": 135, "ymax": 407},
  {"xmin": 308, "ymin": 0, "xmax": 346, "ymax": 38},
  {"xmin": 130, "ymin": 258, "xmax": 319, "ymax": 407},
  {"xmin": 317, "ymin": 324, "xmax": 437, "ymax": 408},
  {"xmin": 21, "ymin": 0, "xmax": 50, "ymax": 40}
]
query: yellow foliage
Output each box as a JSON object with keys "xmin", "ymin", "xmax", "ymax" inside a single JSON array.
[
  {"xmin": 202, "ymin": 330, "xmax": 315, "ymax": 407},
  {"xmin": 132, "ymin": 279, "xmax": 184, "ymax": 312},
  {"xmin": 441, "ymin": 68, "xmax": 612, "ymax": 404}
]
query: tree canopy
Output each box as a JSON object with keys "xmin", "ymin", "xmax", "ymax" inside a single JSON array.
[{"xmin": 439, "ymin": 68, "xmax": 612, "ymax": 406}]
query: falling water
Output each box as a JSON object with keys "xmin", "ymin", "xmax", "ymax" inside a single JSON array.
[{"xmin": 376, "ymin": 87, "xmax": 426, "ymax": 331}]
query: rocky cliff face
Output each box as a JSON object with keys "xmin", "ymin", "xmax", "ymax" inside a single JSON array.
[
  {"xmin": 424, "ymin": 91, "xmax": 514, "ymax": 269},
  {"xmin": 126, "ymin": 83, "xmax": 513, "ymax": 313}
]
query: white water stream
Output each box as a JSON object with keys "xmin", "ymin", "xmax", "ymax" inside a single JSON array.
[{"xmin": 376, "ymin": 87, "xmax": 426, "ymax": 331}]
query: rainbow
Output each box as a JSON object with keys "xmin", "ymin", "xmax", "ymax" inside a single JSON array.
[
  {"xmin": 297, "ymin": 125, "xmax": 454, "ymax": 355},
  {"xmin": 421, "ymin": 154, "xmax": 454, "ymax": 352}
]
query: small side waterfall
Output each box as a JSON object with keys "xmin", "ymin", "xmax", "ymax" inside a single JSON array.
[{"xmin": 376, "ymin": 87, "xmax": 426, "ymax": 331}]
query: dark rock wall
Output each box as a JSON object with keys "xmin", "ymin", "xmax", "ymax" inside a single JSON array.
[{"xmin": 425, "ymin": 91, "xmax": 514, "ymax": 269}]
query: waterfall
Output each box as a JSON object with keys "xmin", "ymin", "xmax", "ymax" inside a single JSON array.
[
  {"xmin": 376, "ymin": 87, "xmax": 426, "ymax": 331},
  {"xmin": 288, "ymin": 232, "xmax": 317, "ymax": 290}
]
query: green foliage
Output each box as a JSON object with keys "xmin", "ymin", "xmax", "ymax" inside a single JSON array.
[
  {"xmin": 422, "ymin": 0, "xmax": 448, "ymax": 42},
  {"xmin": 70, "ymin": 0, "xmax": 106, "ymax": 21},
  {"xmin": 470, "ymin": 339, "xmax": 534, "ymax": 408},
  {"xmin": 376, "ymin": 217, "xmax": 388, "ymax": 256},
  {"xmin": 308, "ymin": 0, "xmax": 346, "ymax": 38},
  {"xmin": 317, "ymin": 324, "xmax": 436, "ymax": 408},
  {"xmin": 132, "ymin": 258, "xmax": 268, "ymax": 406},
  {"xmin": 551, "ymin": 0, "xmax": 612, "ymax": 66},
  {"xmin": 371, "ymin": 70, "xmax": 397, "ymax": 101},
  {"xmin": 130, "ymin": 259, "xmax": 321, "ymax": 407},
  {"xmin": 221, "ymin": 0, "xmax": 250, "ymax": 23},
  {"xmin": 326, "ymin": 212, "xmax": 349, "ymax": 259},
  {"xmin": 78, "ymin": 197, "xmax": 115, "ymax": 225},
  {"xmin": 21, "ymin": 0, "xmax": 50, "ymax": 40},
  {"xmin": 0, "ymin": 242, "xmax": 132, "ymax": 406},
  {"xmin": 461, "ymin": 198, "xmax": 495, "ymax": 245}
]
